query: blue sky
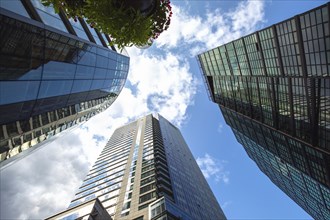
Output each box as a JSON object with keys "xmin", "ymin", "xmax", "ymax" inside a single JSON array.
[{"xmin": 1, "ymin": 0, "xmax": 328, "ymax": 219}]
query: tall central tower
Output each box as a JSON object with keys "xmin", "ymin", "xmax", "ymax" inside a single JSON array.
[{"xmin": 47, "ymin": 114, "xmax": 226, "ymax": 220}]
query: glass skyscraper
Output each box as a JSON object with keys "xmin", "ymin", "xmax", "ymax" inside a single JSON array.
[
  {"xmin": 0, "ymin": 0, "xmax": 129, "ymax": 168},
  {"xmin": 198, "ymin": 3, "xmax": 329, "ymax": 219},
  {"xmin": 47, "ymin": 114, "xmax": 226, "ymax": 220}
]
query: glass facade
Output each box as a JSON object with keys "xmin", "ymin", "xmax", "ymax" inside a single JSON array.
[
  {"xmin": 198, "ymin": 3, "xmax": 330, "ymax": 219},
  {"xmin": 0, "ymin": 1, "xmax": 129, "ymax": 167},
  {"xmin": 63, "ymin": 114, "xmax": 226, "ymax": 220}
]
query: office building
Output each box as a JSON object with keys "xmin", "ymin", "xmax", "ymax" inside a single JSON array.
[
  {"xmin": 0, "ymin": 0, "xmax": 129, "ymax": 167},
  {"xmin": 48, "ymin": 114, "xmax": 226, "ymax": 220},
  {"xmin": 198, "ymin": 3, "xmax": 329, "ymax": 219}
]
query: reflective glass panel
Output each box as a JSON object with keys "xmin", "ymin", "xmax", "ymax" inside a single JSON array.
[
  {"xmin": 0, "ymin": 0, "xmax": 30, "ymax": 18},
  {"xmin": 0, "ymin": 81, "xmax": 40, "ymax": 104},
  {"xmin": 75, "ymin": 65, "xmax": 95, "ymax": 79},
  {"xmin": 38, "ymin": 80, "xmax": 73, "ymax": 98},
  {"xmin": 68, "ymin": 18, "xmax": 89, "ymax": 41},
  {"xmin": 31, "ymin": 0, "xmax": 68, "ymax": 32},
  {"xmin": 43, "ymin": 62, "xmax": 76, "ymax": 79},
  {"xmin": 71, "ymin": 80, "xmax": 92, "ymax": 93}
]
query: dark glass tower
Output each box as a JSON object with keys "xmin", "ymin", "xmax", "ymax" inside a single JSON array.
[
  {"xmin": 47, "ymin": 114, "xmax": 226, "ymax": 220},
  {"xmin": 198, "ymin": 3, "xmax": 330, "ymax": 219},
  {"xmin": 0, "ymin": 0, "xmax": 129, "ymax": 167}
]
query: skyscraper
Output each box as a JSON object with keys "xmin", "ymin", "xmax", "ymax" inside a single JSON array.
[
  {"xmin": 0, "ymin": 0, "xmax": 129, "ymax": 167},
  {"xmin": 47, "ymin": 114, "xmax": 226, "ymax": 220},
  {"xmin": 198, "ymin": 3, "xmax": 329, "ymax": 219}
]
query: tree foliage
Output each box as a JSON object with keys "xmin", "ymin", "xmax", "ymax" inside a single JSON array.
[{"xmin": 41, "ymin": 0, "xmax": 172, "ymax": 49}]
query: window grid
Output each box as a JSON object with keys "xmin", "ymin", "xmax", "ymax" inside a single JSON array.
[
  {"xmin": 300, "ymin": 6, "xmax": 329, "ymax": 77},
  {"xmin": 276, "ymin": 19, "xmax": 302, "ymax": 76}
]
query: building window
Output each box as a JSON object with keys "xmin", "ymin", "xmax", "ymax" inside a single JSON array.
[
  {"xmin": 139, "ymin": 191, "xmax": 156, "ymax": 204},
  {"xmin": 6, "ymin": 122, "xmax": 18, "ymax": 136},
  {"xmin": 30, "ymin": 0, "xmax": 68, "ymax": 32},
  {"xmin": 68, "ymin": 18, "xmax": 89, "ymax": 41},
  {"xmin": 0, "ymin": 0, "xmax": 30, "ymax": 18}
]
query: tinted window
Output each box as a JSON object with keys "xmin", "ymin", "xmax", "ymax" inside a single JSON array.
[
  {"xmin": 75, "ymin": 65, "xmax": 95, "ymax": 79},
  {"xmin": 38, "ymin": 80, "xmax": 73, "ymax": 98},
  {"xmin": 18, "ymin": 66, "xmax": 43, "ymax": 80},
  {"xmin": 71, "ymin": 80, "xmax": 92, "ymax": 93},
  {"xmin": 43, "ymin": 62, "xmax": 76, "ymax": 79},
  {"xmin": 0, "ymin": 0, "xmax": 30, "ymax": 18},
  {"xmin": 0, "ymin": 81, "xmax": 40, "ymax": 104},
  {"xmin": 94, "ymin": 68, "xmax": 107, "ymax": 79},
  {"xmin": 78, "ymin": 52, "xmax": 96, "ymax": 66},
  {"xmin": 90, "ymin": 80, "xmax": 104, "ymax": 90},
  {"xmin": 68, "ymin": 18, "xmax": 89, "ymax": 41},
  {"xmin": 31, "ymin": 0, "xmax": 68, "ymax": 32}
]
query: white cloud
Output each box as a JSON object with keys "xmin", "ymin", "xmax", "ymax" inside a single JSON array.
[
  {"xmin": 155, "ymin": 0, "xmax": 265, "ymax": 55},
  {"xmin": 127, "ymin": 47, "xmax": 198, "ymax": 126},
  {"xmin": 229, "ymin": 0, "xmax": 265, "ymax": 33},
  {"xmin": 0, "ymin": 130, "xmax": 91, "ymax": 219},
  {"xmin": 196, "ymin": 153, "xmax": 230, "ymax": 184},
  {"xmin": 222, "ymin": 201, "xmax": 233, "ymax": 210},
  {"xmin": 218, "ymin": 123, "xmax": 224, "ymax": 133}
]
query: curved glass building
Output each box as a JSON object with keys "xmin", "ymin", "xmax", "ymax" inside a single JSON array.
[{"xmin": 0, "ymin": 0, "xmax": 129, "ymax": 167}]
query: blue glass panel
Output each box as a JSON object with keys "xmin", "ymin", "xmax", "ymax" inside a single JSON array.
[
  {"xmin": 19, "ymin": 66, "xmax": 43, "ymax": 80},
  {"xmin": 68, "ymin": 18, "xmax": 89, "ymax": 41},
  {"xmin": 43, "ymin": 62, "xmax": 76, "ymax": 79},
  {"xmin": 102, "ymin": 80, "xmax": 113, "ymax": 89},
  {"xmin": 108, "ymin": 51, "xmax": 117, "ymax": 61},
  {"xmin": 96, "ymin": 55, "xmax": 108, "ymax": 69},
  {"xmin": 68, "ymin": 201, "xmax": 82, "ymax": 209},
  {"xmin": 59, "ymin": 213, "xmax": 79, "ymax": 220},
  {"xmin": 38, "ymin": 80, "xmax": 73, "ymax": 98},
  {"xmin": 71, "ymin": 80, "xmax": 92, "ymax": 93},
  {"xmin": 31, "ymin": 0, "xmax": 53, "ymax": 13},
  {"xmin": 90, "ymin": 30, "xmax": 102, "ymax": 45},
  {"xmin": 31, "ymin": 0, "xmax": 68, "ymax": 32},
  {"xmin": 88, "ymin": 46, "xmax": 97, "ymax": 54},
  {"xmin": 36, "ymin": 9, "xmax": 68, "ymax": 32},
  {"xmin": 108, "ymin": 59, "xmax": 117, "ymax": 69},
  {"xmin": 83, "ymin": 18, "xmax": 102, "ymax": 45},
  {"xmin": 84, "ymin": 193, "xmax": 96, "ymax": 202},
  {"xmin": 0, "ymin": 0, "xmax": 30, "ymax": 18},
  {"xmin": 0, "ymin": 81, "xmax": 40, "ymax": 105},
  {"xmin": 97, "ymin": 47, "xmax": 108, "ymax": 57},
  {"xmin": 114, "ymin": 70, "xmax": 121, "ymax": 78},
  {"xmin": 94, "ymin": 68, "xmax": 107, "ymax": 79},
  {"xmin": 90, "ymin": 80, "xmax": 104, "ymax": 90},
  {"xmin": 124, "ymin": 57, "xmax": 129, "ymax": 64},
  {"xmin": 78, "ymin": 52, "xmax": 96, "ymax": 67},
  {"xmin": 117, "ymin": 62, "xmax": 124, "ymax": 71},
  {"xmin": 75, "ymin": 65, "xmax": 95, "ymax": 79},
  {"xmin": 106, "ymin": 69, "xmax": 115, "ymax": 79},
  {"xmin": 73, "ymin": 27, "xmax": 89, "ymax": 41}
]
